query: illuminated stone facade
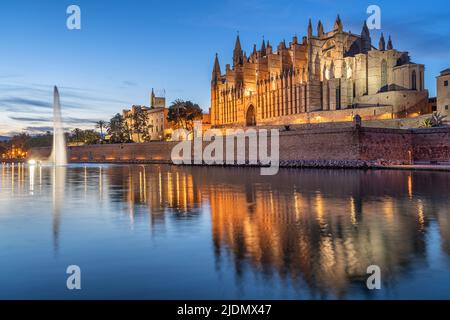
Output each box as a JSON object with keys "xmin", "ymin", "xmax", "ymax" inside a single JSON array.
[
  {"xmin": 211, "ymin": 16, "xmax": 428, "ymax": 127},
  {"xmin": 437, "ymin": 68, "xmax": 450, "ymax": 117},
  {"xmin": 123, "ymin": 89, "xmax": 171, "ymax": 142}
]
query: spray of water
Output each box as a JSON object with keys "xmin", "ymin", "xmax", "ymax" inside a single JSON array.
[{"xmin": 48, "ymin": 86, "xmax": 67, "ymax": 166}]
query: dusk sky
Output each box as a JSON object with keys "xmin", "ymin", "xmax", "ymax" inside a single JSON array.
[{"xmin": 0, "ymin": 0, "xmax": 449, "ymax": 136}]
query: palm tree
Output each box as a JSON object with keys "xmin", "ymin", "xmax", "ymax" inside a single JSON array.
[
  {"xmin": 420, "ymin": 112, "xmax": 448, "ymax": 128},
  {"xmin": 96, "ymin": 120, "xmax": 107, "ymax": 139},
  {"xmin": 71, "ymin": 128, "xmax": 83, "ymax": 143}
]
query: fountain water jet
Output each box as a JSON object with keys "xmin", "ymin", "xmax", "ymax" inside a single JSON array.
[{"xmin": 48, "ymin": 86, "xmax": 67, "ymax": 166}]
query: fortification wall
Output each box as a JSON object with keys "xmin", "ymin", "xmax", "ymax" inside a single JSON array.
[
  {"xmin": 411, "ymin": 128, "xmax": 450, "ymax": 163},
  {"xmin": 28, "ymin": 127, "xmax": 450, "ymax": 166}
]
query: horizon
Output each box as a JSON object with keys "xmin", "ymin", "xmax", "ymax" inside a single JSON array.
[{"xmin": 1, "ymin": 0, "xmax": 449, "ymax": 136}]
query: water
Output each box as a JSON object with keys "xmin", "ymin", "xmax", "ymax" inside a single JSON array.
[
  {"xmin": 1, "ymin": 163, "xmax": 450, "ymax": 300},
  {"xmin": 48, "ymin": 86, "xmax": 67, "ymax": 166}
]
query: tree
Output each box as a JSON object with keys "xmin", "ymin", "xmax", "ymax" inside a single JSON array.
[
  {"xmin": 71, "ymin": 128, "xmax": 84, "ymax": 143},
  {"xmin": 96, "ymin": 120, "xmax": 107, "ymax": 139},
  {"xmin": 107, "ymin": 113, "xmax": 131, "ymax": 143},
  {"xmin": 167, "ymin": 99, "xmax": 203, "ymax": 131},
  {"xmin": 126, "ymin": 106, "xmax": 152, "ymax": 143},
  {"xmin": 82, "ymin": 130, "xmax": 101, "ymax": 145},
  {"xmin": 68, "ymin": 128, "xmax": 100, "ymax": 145},
  {"xmin": 10, "ymin": 133, "xmax": 31, "ymax": 150}
]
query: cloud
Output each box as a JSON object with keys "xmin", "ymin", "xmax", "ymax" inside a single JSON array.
[
  {"xmin": 9, "ymin": 115, "xmax": 102, "ymax": 125},
  {"xmin": 122, "ymin": 80, "xmax": 139, "ymax": 87},
  {"xmin": 24, "ymin": 126, "xmax": 54, "ymax": 134},
  {"xmin": 0, "ymin": 97, "xmax": 51, "ymax": 109},
  {"xmin": 9, "ymin": 116, "xmax": 50, "ymax": 123}
]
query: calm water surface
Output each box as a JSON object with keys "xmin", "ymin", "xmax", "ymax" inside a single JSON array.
[{"xmin": 1, "ymin": 163, "xmax": 450, "ymax": 299}]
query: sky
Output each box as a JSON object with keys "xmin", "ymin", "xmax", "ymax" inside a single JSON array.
[{"xmin": 0, "ymin": 0, "xmax": 449, "ymax": 136}]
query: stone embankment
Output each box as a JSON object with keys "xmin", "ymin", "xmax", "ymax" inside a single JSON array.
[{"xmin": 27, "ymin": 126, "xmax": 450, "ymax": 169}]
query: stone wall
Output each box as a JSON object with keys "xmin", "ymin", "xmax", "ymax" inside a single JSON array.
[
  {"xmin": 28, "ymin": 126, "xmax": 450, "ymax": 166},
  {"xmin": 411, "ymin": 128, "xmax": 450, "ymax": 163},
  {"xmin": 358, "ymin": 128, "xmax": 413, "ymax": 162}
]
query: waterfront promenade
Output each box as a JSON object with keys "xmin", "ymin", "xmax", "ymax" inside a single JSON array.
[{"xmin": 27, "ymin": 126, "xmax": 450, "ymax": 169}]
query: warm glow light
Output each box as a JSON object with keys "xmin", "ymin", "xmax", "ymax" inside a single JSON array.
[{"xmin": 28, "ymin": 159, "xmax": 36, "ymax": 165}]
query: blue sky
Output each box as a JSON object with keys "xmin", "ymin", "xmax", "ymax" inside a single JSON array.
[{"xmin": 0, "ymin": 0, "xmax": 449, "ymax": 135}]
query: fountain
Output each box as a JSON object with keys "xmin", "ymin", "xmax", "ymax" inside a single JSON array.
[{"xmin": 48, "ymin": 86, "xmax": 67, "ymax": 166}]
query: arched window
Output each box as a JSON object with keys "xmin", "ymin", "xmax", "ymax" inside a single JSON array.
[
  {"xmin": 420, "ymin": 71, "xmax": 423, "ymax": 91},
  {"xmin": 380, "ymin": 60, "xmax": 388, "ymax": 92},
  {"xmin": 412, "ymin": 70, "xmax": 417, "ymax": 90}
]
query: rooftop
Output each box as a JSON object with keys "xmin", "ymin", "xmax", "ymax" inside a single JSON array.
[{"xmin": 440, "ymin": 68, "xmax": 450, "ymax": 76}]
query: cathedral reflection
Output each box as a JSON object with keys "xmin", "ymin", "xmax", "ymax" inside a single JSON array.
[
  {"xmin": 93, "ymin": 165, "xmax": 450, "ymax": 298},
  {"xmin": 1, "ymin": 163, "xmax": 449, "ymax": 298}
]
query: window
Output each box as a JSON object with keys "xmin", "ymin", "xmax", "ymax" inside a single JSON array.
[
  {"xmin": 336, "ymin": 85, "xmax": 341, "ymax": 110},
  {"xmin": 380, "ymin": 60, "xmax": 387, "ymax": 92},
  {"xmin": 446, "ymin": 105, "xmax": 449, "ymax": 110},
  {"xmin": 445, "ymin": 80, "xmax": 449, "ymax": 87},
  {"xmin": 411, "ymin": 70, "xmax": 417, "ymax": 90}
]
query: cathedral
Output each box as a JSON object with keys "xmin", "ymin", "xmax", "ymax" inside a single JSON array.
[{"xmin": 210, "ymin": 16, "xmax": 428, "ymax": 127}]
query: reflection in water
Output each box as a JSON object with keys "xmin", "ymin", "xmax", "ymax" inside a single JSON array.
[
  {"xmin": 52, "ymin": 166, "xmax": 66, "ymax": 253},
  {"xmin": 1, "ymin": 163, "xmax": 450, "ymax": 299}
]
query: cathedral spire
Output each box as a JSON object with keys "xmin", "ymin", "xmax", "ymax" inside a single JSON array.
[
  {"xmin": 387, "ymin": 35, "xmax": 393, "ymax": 50},
  {"xmin": 317, "ymin": 20, "xmax": 324, "ymax": 37},
  {"xmin": 251, "ymin": 44, "xmax": 258, "ymax": 61},
  {"xmin": 234, "ymin": 31, "xmax": 242, "ymax": 51},
  {"xmin": 233, "ymin": 32, "xmax": 244, "ymax": 66},
  {"xmin": 379, "ymin": 33, "xmax": 386, "ymax": 51},
  {"xmin": 334, "ymin": 14, "xmax": 343, "ymax": 32},
  {"xmin": 151, "ymin": 88, "xmax": 155, "ymax": 108},
  {"xmin": 308, "ymin": 19, "xmax": 313, "ymax": 38},
  {"xmin": 260, "ymin": 37, "xmax": 266, "ymax": 56},
  {"xmin": 266, "ymin": 40, "xmax": 272, "ymax": 54},
  {"xmin": 212, "ymin": 53, "xmax": 221, "ymax": 83},
  {"xmin": 361, "ymin": 21, "xmax": 372, "ymax": 53}
]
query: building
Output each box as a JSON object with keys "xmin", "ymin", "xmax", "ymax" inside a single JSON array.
[
  {"xmin": 211, "ymin": 16, "xmax": 429, "ymax": 127},
  {"xmin": 123, "ymin": 89, "xmax": 171, "ymax": 142},
  {"xmin": 437, "ymin": 69, "xmax": 450, "ymax": 117}
]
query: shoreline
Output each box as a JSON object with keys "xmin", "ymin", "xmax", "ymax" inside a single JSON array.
[{"xmin": 40, "ymin": 160, "xmax": 450, "ymax": 172}]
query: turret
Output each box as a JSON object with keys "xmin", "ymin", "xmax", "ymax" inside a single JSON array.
[
  {"xmin": 252, "ymin": 44, "xmax": 257, "ymax": 58},
  {"xmin": 379, "ymin": 33, "xmax": 386, "ymax": 51},
  {"xmin": 333, "ymin": 15, "xmax": 343, "ymax": 33},
  {"xmin": 278, "ymin": 40, "xmax": 287, "ymax": 51},
  {"xmin": 260, "ymin": 37, "xmax": 266, "ymax": 56},
  {"xmin": 361, "ymin": 21, "xmax": 372, "ymax": 53},
  {"xmin": 387, "ymin": 35, "xmax": 393, "ymax": 50},
  {"xmin": 212, "ymin": 53, "xmax": 221, "ymax": 84},
  {"xmin": 317, "ymin": 20, "xmax": 324, "ymax": 37},
  {"xmin": 233, "ymin": 32, "xmax": 244, "ymax": 66},
  {"xmin": 266, "ymin": 41, "xmax": 272, "ymax": 54},
  {"xmin": 308, "ymin": 19, "xmax": 313, "ymax": 38},
  {"xmin": 150, "ymin": 88, "xmax": 155, "ymax": 108}
]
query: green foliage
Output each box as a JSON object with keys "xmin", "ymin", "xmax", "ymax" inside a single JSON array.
[
  {"xmin": 4, "ymin": 132, "xmax": 53, "ymax": 151},
  {"xmin": 167, "ymin": 99, "xmax": 203, "ymax": 131},
  {"xmin": 125, "ymin": 107, "xmax": 153, "ymax": 143},
  {"xmin": 420, "ymin": 112, "xmax": 448, "ymax": 128},
  {"xmin": 107, "ymin": 113, "xmax": 132, "ymax": 144},
  {"xmin": 68, "ymin": 128, "xmax": 101, "ymax": 145},
  {"xmin": 420, "ymin": 119, "xmax": 433, "ymax": 128},
  {"xmin": 95, "ymin": 120, "xmax": 107, "ymax": 138}
]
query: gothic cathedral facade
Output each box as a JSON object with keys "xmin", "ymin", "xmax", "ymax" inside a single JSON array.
[{"xmin": 211, "ymin": 16, "xmax": 428, "ymax": 127}]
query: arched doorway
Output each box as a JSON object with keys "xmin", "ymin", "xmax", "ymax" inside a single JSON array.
[{"xmin": 246, "ymin": 105, "xmax": 256, "ymax": 126}]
